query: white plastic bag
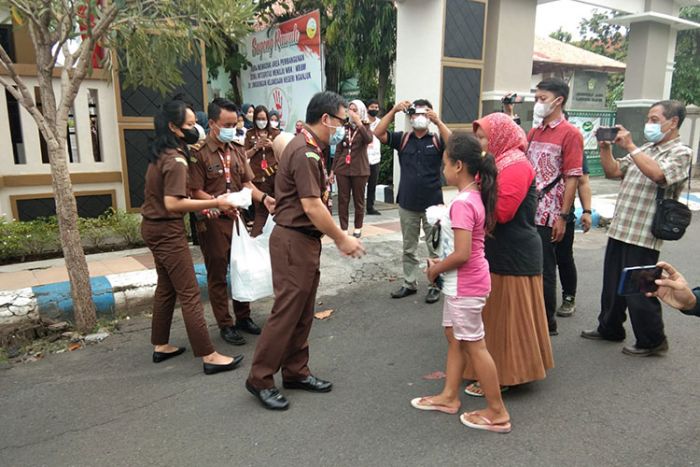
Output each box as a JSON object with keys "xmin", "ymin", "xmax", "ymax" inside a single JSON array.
[
  {"xmin": 230, "ymin": 217, "xmax": 273, "ymax": 302},
  {"xmin": 224, "ymin": 187, "xmax": 253, "ymax": 209}
]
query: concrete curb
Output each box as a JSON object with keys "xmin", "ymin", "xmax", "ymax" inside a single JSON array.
[{"xmin": 0, "ymin": 264, "xmax": 211, "ymax": 325}]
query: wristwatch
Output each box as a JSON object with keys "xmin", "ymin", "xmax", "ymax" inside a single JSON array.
[
  {"xmin": 582, "ymin": 209, "xmax": 592, "ymax": 214},
  {"xmin": 261, "ymin": 193, "xmax": 268, "ymax": 203}
]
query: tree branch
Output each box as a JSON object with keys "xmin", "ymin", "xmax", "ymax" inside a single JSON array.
[
  {"xmin": 56, "ymin": 2, "xmax": 120, "ymax": 128},
  {"xmin": 0, "ymin": 45, "xmax": 55, "ymax": 142}
]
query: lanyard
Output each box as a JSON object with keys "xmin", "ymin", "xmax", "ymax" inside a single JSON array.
[
  {"xmin": 217, "ymin": 146, "xmax": 232, "ymax": 193},
  {"xmin": 345, "ymin": 126, "xmax": 359, "ymax": 165}
]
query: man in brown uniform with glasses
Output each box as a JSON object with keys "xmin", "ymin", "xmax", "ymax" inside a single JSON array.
[
  {"xmin": 246, "ymin": 91, "xmax": 365, "ymax": 410},
  {"xmin": 190, "ymin": 98, "xmax": 276, "ymax": 346}
]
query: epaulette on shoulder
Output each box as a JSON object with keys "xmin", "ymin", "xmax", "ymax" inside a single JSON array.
[{"xmin": 189, "ymin": 141, "xmax": 205, "ymax": 152}]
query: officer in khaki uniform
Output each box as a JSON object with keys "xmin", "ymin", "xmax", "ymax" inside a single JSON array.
[
  {"xmin": 246, "ymin": 91, "xmax": 365, "ymax": 411},
  {"xmin": 189, "ymin": 98, "xmax": 276, "ymax": 346}
]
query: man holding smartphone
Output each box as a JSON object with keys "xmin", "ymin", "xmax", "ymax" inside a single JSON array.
[{"xmin": 581, "ymin": 100, "xmax": 692, "ymax": 356}]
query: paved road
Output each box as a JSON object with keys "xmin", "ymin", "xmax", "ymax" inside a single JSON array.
[{"xmin": 1, "ymin": 222, "xmax": 700, "ymax": 466}]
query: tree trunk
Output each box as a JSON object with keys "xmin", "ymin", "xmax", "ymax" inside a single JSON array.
[
  {"xmin": 378, "ymin": 67, "xmax": 389, "ymax": 110},
  {"xmin": 49, "ymin": 137, "xmax": 97, "ymax": 333}
]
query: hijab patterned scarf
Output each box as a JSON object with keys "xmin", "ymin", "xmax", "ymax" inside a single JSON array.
[{"xmin": 473, "ymin": 113, "xmax": 529, "ymax": 172}]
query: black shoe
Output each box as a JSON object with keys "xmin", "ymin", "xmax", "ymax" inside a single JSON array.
[
  {"xmin": 283, "ymin": 375, "xmax": 333, "ymax": 393},
  {"xmin": 391, "ymin": 286, "xmax": 417, "ymax": 299},
  {"xmin": 622, "ymin": 339, "xmax": 668, "ymax": 357},
  {"xmin": 203, "ymin": 355, "xmax": 244, "ymax": 375},
  {"xmin": 220, "ymin": 326, "xmax": 246, "ymax": 345},
  {"xmin": 549, "ymin": 329, "xmax": 559, "ymax": 336},
  {"xmin": 152, "ymin": 346, "xmax": 186, "ymax": 363},
  {"xmin": 425, "ymin": 286, "xmax": 441, "ymax": 304},
  {"xmin": 245, "ymin": 381, "xmax": 290, "ymax": 410},
  {"xmin": 580, "ymin": 329, "xmax": 625, "ymax": 342},
  {"xmin": 367, "ymin": 208, "xmax": 381, "ymax": 215},
  {"xmin": 235, "ymin": 318, "xmax": 261, "ymax": 335}
]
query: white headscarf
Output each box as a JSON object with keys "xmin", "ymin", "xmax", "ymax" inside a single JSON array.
[{"xmin": 350, "ymin": 99, "xmax": 368, "ymax": 123}]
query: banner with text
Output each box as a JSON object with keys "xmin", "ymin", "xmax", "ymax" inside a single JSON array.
[{"xmin": 241, "ymin": 10, "xmax": 322, "ymax": 130}]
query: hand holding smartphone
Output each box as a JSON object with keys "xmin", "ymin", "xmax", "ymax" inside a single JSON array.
[{"xmin": 617, "ymin": 265, "xmax": 663, "ymax": 296}]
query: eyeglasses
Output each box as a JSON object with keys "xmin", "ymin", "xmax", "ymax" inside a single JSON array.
[{"xmin": 327, "ymin": 113, "xmax": 349, "ymax": 124}]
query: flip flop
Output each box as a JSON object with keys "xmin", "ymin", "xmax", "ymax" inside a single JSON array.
[
  {"xmin": 460, "ymin": 411, "xmax": 512, "ymax": 434},
  {"xmin": 464, "ymin": 382, "xmax": 510, "ymax": 397},
  {"xmin": 410, "ymin": 397, "xmax": 460, "ymax": 414}
]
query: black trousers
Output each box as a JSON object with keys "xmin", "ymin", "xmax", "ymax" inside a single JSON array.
[
  {"xmin": 555, "ymin": 220, "xmax": 577, "ymax": 297},
  {"xmin": 366, "ymin": 163, "xmax": 380, "ymax": 211},
  {"xmin": 537, "ymin": 226, "xmax": 558, "ymax": 332},
  {"xmin": 597, "ymin": 238, "xmax": 665, "ymax": 348}
]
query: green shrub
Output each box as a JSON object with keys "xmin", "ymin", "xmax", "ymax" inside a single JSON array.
[{"xmin": 104, "ymin": 208, "xmax": 142, "ymax": 246}]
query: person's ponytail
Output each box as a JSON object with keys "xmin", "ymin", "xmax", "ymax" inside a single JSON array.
[{"xmin": 478, "ymin": 153, "xmax": 498, "ymax": 234}]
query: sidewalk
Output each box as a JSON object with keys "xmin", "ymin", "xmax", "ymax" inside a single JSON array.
[{"xmin": 2, "ymin": 178, "xmax": 697, "ymax": 324}]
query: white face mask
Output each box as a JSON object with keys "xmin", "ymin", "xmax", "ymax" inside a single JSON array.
[
  {"xmin": 411, "ymin": 115, "xmax": 429, "ymax": 130},
  {"xmin": 270, "ymin": 120, "xmax": 279, "ymax": 129},
  {"xmin": 255, "ymin": 120, "xmax": 268, "ymax": 130},
  {"xmin": 533, "ymin": 101, "xmax": 554, "ymax": 120}
]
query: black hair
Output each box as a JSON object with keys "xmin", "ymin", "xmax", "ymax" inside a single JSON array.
[
  {"xmin": 253, "ymin": 105, "xmax": 270, "ymax": 129},
  {"xmin": 208, "ymin": 97, "xmax": 238, "ymax": 122},
  {"xmin": 366, "ymin": 99, "xmax": 380, "ymax": 108},
  {"xmin": 150, "ymin": 99, "xmax": 192, "ymax": 163},
  {"xmin": 536, "ymin": 78, "xmax": 569, "ymax": 106},
  {"xmin": 651, "ymin": 100, "xmax": 686, "ymax": 128},
  {"xmin": 445, "ymin": 131, "xmax": 498, "ymax": 234},
  {"xmin": 269, "ymin": 109, "xmax": 280, "ymax": 119},
  {"xmin": 306, "ymin": 91, "xmax": 346, "ymax": 124},
  {"xmin": 413, "ymin": 99, "xmax": 433, "ymax": 109}
]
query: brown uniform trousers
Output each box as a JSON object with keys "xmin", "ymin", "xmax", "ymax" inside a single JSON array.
[
  {"xmin": 251, "ymin": 177, "xmax": 274, "ymax": 237},
  {"xmin": 336, "ymin": 174, "xmax": 369, "ymax": 231},
  {"xmin": 197, "ymin": 216, "xmax": 251, "ymax": 327},
  {"xmin": 248, "ymin": 226, "xmax": 321, "ymax": 388},
  {"xmin": 142, "ymin": 219, "xmax": 215, "ymax": 357}
]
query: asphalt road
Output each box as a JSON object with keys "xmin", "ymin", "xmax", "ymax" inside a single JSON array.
[{"xmin": 1, "ymin": 222, "xmax": 699, "ymax": 467}]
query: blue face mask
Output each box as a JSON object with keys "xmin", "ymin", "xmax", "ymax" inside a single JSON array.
[
  {"xmin": 217, "ymin": 126, "xmax": 236, "ymax": 143},
  {"xmin": 329, "ymin": 124, "xmax": 346, "ymax": 146}
]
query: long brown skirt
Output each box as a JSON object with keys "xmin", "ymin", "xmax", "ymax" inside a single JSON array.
[{"xmin": 463, "ymin": 274, "xmax": 554, "ymax": 386}]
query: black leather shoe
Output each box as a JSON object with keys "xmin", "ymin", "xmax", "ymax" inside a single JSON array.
[
  {"xmin": 245, "ymin": 381, "xmax": 290, "ymax": 410},
  {"xmin": 203, "ymin": 355, "xmax": 244, "ymax": 375},
  {"xmin": 235, "ymin": 318, "xmax": 261, "ymax": 335},
  {"xmin": 391, "ymin": 286, "xmax": 417, "ymax": 299},
  {"xmin": 425, "ymin": 286, "xmax": 441, "ymax": 304},
  {"xmin": 283, "ymin": 375, "xmax": 333, "ymax": 393},
  {"xmin": 152, "ymin": 347, "xmax": 186, "ymax": 363},
  {"xmin": 367, "ymin": 208, "xmax": 381, "ymax": 215},
  {"xmin": 580, "ymin": 329, "xmax": 625, "ymax": 342},
  {"xmin": 622, "ymin": 339, "xmax": 668, "ymax": 357},
  {"xmin": 549, "ymin": 329, "xmax": 559, "ymax": 336},
  {"xmin": 220, "ymin": 326, "xmax": 246, "ymax": 345}
]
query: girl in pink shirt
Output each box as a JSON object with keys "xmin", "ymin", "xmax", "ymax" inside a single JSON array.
[{"xmin": 411, "ymin": 132, "xmax": 510, "ymax": 434}]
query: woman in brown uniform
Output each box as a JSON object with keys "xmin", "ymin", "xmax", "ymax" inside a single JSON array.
[
  {"xmin": 244, "ymin": 105, "xmax": 281, "ymax": 236},
  {"xmin": 141, "ymin": 99, "xmax": 244, "ymax": 375},
  {"xmin": 329, "ymin": 99, "xmax": 373, "ymax": 237}
]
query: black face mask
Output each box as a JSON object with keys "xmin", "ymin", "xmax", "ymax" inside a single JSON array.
[
  {"xmin": 368, "ymin": 109, "xmax": 380, "ymax": 117},
  {"xmin": 180, "ymin": 127, "xmax": 200, "ymax": 145}
]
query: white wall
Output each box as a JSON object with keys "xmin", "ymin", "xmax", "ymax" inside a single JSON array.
[{"xmin": 0, "ymin": 77, "xmax": 125, "ymax": 218}]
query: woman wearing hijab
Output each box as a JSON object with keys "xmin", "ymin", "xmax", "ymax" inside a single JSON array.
[
  {"xmin": 241, "ymin": 103, "xmax": 254, "ymax": 130},
  {"xmin": 463, "ymin": 112, "xmax": 553, "ymax": 395},
  {"xmin": 329, "ymin": 99, "xmax": 373, "ymax": 237},
  {"xmin": 244, "ymin": 105, "xmax": 281, "ymax": 236}
]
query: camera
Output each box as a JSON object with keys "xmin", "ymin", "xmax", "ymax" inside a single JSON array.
[
  {"xmin": 405, "ymin": 105, "xmax": 416, "ymax": 116},
  {"xmin": 595, "ymin": 127, "xmax": 620, "ymax": 142},
  {"xmin": 501, "ymin": 93, "xmax": 523, "ymax": 105}
]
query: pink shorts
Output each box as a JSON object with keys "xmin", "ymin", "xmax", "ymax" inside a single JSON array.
[{"xmin": 442, "ymin": 295, "xmax": 487, "ymax": 341}]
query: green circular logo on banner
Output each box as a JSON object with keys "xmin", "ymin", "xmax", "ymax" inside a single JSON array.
[{"xmin": 582, "ymin": 121, "xmax": 594, "ymax": 132}]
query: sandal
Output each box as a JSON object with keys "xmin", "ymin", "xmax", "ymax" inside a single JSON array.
[
  {"xmin": 410, "ymin": 397, "xmax": 460, "ymax": 414},
  {"xmin": 464, "ymin": 382, "xmax": 509, "ymax": 397},
  {"xmin": 460, "ymin": 411, "xmax": 511, "ymax": 434}
]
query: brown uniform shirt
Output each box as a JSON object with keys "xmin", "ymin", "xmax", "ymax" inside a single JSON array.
[
  {"xmin": 244, "ymin": 127, "xmax": 281, "ymax": 182},
  {"xmin": 189, "ymin": 135, "xmax": 254, "ymax": 196},
  {"xmin": 141, "ymin": 147, "xmax": 189, "ymax": 220},
  {"xmin": 331, "ymin": 123, "xmax": 372, "ymax": 177},
  {"xmin": 273, "ymin": 128, "xmax": 329, "ymax": 231}
]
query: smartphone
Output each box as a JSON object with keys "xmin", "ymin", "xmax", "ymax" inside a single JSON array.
[
  {"xmin": 617, "ymin": 265, "xmax": 662, "ymax": 296},
  {"xmin": 595, "ymin": 127, "xmax": 620, "ymax": 142}
]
